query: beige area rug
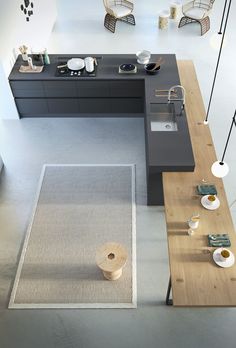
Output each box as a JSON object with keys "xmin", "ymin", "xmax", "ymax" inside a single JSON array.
[{"xmin": 9, "ymin": 164, "xmax": 136, "ymax": 309}]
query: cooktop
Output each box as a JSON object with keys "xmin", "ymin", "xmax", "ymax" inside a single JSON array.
[{"xmin": 55, "ymin": 62, "xmax": 97, "ymax": 77}]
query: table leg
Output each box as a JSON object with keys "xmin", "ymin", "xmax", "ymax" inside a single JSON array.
[{"xmin": 165, "ymin": 276, "xmax": 173, "ymax": 305}]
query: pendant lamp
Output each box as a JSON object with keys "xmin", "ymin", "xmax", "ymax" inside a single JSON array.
[{"xmin": 211, "ymin": 110, "xmax": 236, "ymax": 178}]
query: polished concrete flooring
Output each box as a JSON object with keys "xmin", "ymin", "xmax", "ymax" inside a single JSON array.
[
  {"xmin": 1, "ymin": 118, "xmax": 236, "ymax": 348},
  {"xmin": 1, "ymin": 0, "xmax": 236, "ymax": 347}
]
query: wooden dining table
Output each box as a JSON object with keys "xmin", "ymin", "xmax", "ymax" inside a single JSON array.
[{"xmin": 163, "ymin": 60, "xmax": 236, "ymax": 306}]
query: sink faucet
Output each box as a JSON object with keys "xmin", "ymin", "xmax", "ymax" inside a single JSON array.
[{"xmin": 168, "ymin": 85, "xmax": 185, "ymax": 110}]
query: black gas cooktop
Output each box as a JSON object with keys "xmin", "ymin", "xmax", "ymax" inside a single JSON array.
[{"xmin": 55, "ymin": 62, "xmax": 97, "ymax": 77}]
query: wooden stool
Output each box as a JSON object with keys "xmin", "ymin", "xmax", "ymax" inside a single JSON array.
[
  {"xmin": 159, "ymin": 10, "xmax": 170, "ymax": 30},
  {"xmin": 96, "ymin": 242, "xmax": 128, "ymax": 281},
  {"xmin": 170, "ymin": 1, "xmax": 182, "ymax": 20}
]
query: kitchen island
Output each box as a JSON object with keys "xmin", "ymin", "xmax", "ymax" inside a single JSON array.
[{"xmin": 9, "ymin": 54, "xmax": 195, "ymax": 205}]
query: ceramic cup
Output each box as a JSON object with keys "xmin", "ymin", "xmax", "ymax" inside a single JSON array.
[
  {"xmin": 207, "ymin": 195, "xmax": 216, "ymax": 205},
  {"xmin": 220, "ymin": 248, "xmax": 230, "ymax": 262},
  {"xmin": 187, "ymin": 214, "xmax": 200, "ymax": 229},
  {"xmin": 136, "ymin": 50, "xmax": 151, "ymax": 64}
]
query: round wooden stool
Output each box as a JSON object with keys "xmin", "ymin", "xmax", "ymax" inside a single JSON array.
[
  {"xmin": 96, "ymin": 242, "xmax": 128, "ymax": 281},
  {"xmin": 170, "ymin": 1, "xmax": 182, "ymax": 20},
  {"xmin": 158, "ymin": 10, "xmax": 170, "ymax": 29}
]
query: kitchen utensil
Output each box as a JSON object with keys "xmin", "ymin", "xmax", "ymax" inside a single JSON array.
[
  {"xmin": 84, "ymin": 57, "xmax": 95, "ymax": 73},
  {"xmin": 67, "ymin": 58, "xmax": 85, "ymax": 71},
  {"xmin": 148, "ymin": 58, "xmax": 164, "ymax": 71},
  {"xmin": 208, "ymin": 234, "xmax": 229, "ymax": 241},
  {"xmin": 57, "ymin": 64, "xmax": 67, "ymax": 69},
  {"xmin": 27, "ymin": 57, "xmax": 36, "ymax": 70}
]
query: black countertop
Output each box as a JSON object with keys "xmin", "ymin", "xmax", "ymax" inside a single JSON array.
[{"xmin": 9, "ymin": 54, "xmax": 195, "ymax": 170}]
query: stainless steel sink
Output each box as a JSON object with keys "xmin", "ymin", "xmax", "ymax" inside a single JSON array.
[{"xmin": 150, "ymin": 103, "xmax": 178, "ymax": 132}]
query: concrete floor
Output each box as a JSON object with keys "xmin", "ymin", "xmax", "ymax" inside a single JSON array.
[
  {"xmin": 1, "ymin": 0, "xmax": 236, "ymax": 347},
  {"xmin": 1, "ymin": 117, "xmax": 236, "ymax": 348}
]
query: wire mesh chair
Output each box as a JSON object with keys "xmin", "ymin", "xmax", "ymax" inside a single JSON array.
[
  {"xmin": 178, "ymin": 0, "xmax": 215, "ymax": 35},
  {"xmin": 103, "ymin": 0, "xmax": 135, "ymax": 33}
]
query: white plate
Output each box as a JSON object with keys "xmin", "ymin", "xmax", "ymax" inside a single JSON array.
[
  {"xmin": 213, "ymin": 248, "xmax": 235, "ymax": 268},
  {"xmin": 201, "ymin": 195, "xmax": 220, "ymax": 210},
  {"xmin": 67, "ymin": 58, "xmax": 85, "ymax": 71}
]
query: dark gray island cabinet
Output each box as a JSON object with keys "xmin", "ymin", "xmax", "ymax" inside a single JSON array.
[
  {"xmin": 9, "ymin": 54, "xmax": 195, "ymax": 205},
  {"xmin": 10, "ymin": 79, "xmax": 144, "ymax": 117}
]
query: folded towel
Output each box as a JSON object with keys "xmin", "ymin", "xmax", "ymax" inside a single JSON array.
[{"xmin": 197, "ymin": 184, "xmax": 217, "ymax": 195}]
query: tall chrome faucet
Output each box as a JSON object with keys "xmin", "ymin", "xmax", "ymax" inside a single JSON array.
[{"xmin": 168, "ymin": 85, "xmax": 186, "ymax": 110}]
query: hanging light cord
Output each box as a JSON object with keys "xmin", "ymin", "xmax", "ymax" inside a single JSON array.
[
  {"xmin": 204, "ymin": 0, "xmax": 232, "ymax": 124},
  {"xmin": 218, "ymin": 0, "xmax": 228, "ymax": 34},
  {"xmin": 219, "ymin": 110, "xmax": 236, "ymax": 164}
]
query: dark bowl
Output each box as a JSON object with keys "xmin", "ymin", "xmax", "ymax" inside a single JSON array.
[{"xmin": 144, "ymin": 63, "xmax": 161, "ymax": 75}]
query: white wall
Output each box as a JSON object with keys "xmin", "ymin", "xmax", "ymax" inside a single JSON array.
[{"xmin": 0, "ymin": 0, "xmax": 57, "ymax": 119}]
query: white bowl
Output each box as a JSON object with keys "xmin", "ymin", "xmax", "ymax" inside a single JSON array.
[{"xmin": 67, "ymin": 58, "xmax": 85, "ymax": 70}]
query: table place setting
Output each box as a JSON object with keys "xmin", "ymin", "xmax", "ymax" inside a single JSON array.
[
  {"xmin": 197, "ymin": 184, "xmax": 217, "ymax": 195},
  {"xmin": 201, "ymin": 194, "xmax": 220, "ymax": 210},
  {"xmin": 208, "ymin": 234, "xmax": 231, "ymax": 247},
  {"xmin": 212, "ymin": 248, "xmax": 235, "ymax": 268}
]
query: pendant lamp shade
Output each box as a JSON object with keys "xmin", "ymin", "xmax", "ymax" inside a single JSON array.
[
  {"xmin": 211, "ymin": 110, "xmax": 235, "ymax": 178},
  {"xmin": 211, "ymin": 161, "xmax": 229, "ymax": 178}
]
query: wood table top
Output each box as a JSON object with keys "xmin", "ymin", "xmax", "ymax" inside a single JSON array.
[{"xmin": 163, "ymin": 60, "xmax": 236, "ymax": 306}]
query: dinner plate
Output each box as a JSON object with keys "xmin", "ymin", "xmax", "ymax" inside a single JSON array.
[
  {"xmin": 213, "ymin": 248, "xmax": 235, "ymax": 268},
  {"xmin": 201, "ymin": 195, "xmax": 220, "ymax": 210},
  {"xmin": 67, "ymin": 58, "xmax": 85, "ymax": 71}
]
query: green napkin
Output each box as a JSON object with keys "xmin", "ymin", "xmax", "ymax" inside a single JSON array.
[
  {"xmin": 208, "ymin": 234, "xmax": 231, "ymax": 247},
  {"xmin": 197, "ymin": 184, "xmax": 217, "ymax": 195}
]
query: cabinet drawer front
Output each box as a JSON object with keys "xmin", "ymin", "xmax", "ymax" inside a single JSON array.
[
  {"xmin": 10, "ymin": 81, "xmax": 44, "ymax": 97},
  {"xmin": 76, "ymin": 81, "xmax": 109, "ymax": 97},
  {"xmin": 48, "ymin": 99, "xmax": 79, "ymax": 113},
  {"xmin": 110, "ymin": 98, "xmax": 144, "ymax": 113},
  {"xmin": 16, "ymin": 99, "xmax": 48, "ymax": 115},
  {"xmin": 109, "ymin": 80, "xmax": 144, "ymax": 97},
  {"xmin": 78, "ymin": 98, "xmax": 110, "ymax": 113},
  {"xmin": 44, "ymin": 81, "xmax": 77, "ymax": 97}
]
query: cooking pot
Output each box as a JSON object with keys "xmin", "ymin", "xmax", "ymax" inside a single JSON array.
[{"xmin": 67, "ymin": 58, "xmax": 85, "ymax": 70}]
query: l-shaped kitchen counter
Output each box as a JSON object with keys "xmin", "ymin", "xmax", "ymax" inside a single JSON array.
[{"xmin": 9, "ymin": 54, "xmax": 195, "ymax": 205}]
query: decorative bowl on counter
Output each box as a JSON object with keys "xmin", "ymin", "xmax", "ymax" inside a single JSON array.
[{"xmin": 144, "ymin": 63, "xmax": 161, "ymax": 75}]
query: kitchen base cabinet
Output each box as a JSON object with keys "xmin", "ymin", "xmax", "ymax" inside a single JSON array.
[
  {"xmin": 78, "ymin": 98, "xmax": 110, "ymax": 113},
  {"xmin": 15, "ymin": 99, "xmax": 48, "ymax": 116},
  {"xmin": 110, "ymin": 98, "xmax": 144, "ymax": 114},
  {"xmin": 9, "ymin": 72, "xmax": 146, "ymax": 118},
  {"xmin": 48, "ymin": 99, "xmax": 79, "ymax": 114}
]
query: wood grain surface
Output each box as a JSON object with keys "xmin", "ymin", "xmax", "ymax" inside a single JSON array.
[{"xmin": 163, "ymin": 60, "xmax": 236, "ymax": 306}]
